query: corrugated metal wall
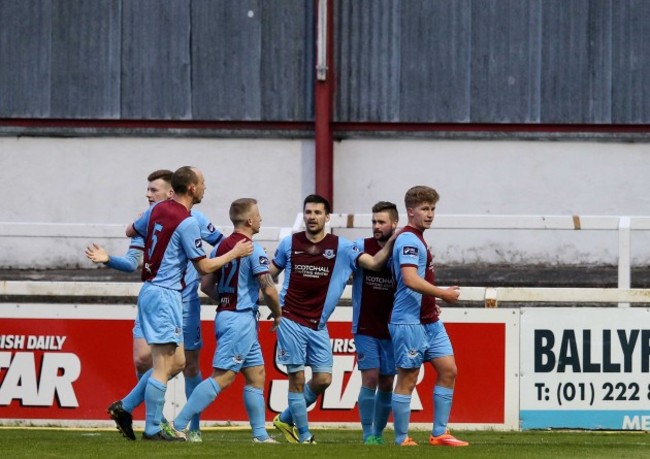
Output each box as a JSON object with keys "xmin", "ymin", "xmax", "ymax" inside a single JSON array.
[{"xmin": 0, "ymin": 0, "xmax": 649, "ymax": 124}]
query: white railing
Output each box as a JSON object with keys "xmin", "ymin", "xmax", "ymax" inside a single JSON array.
[
  {"xmin": 1, "ymin": 281, "xmax": 650, "ymax": 309},
  {"xmin": 293, "ymin": 213, "xmax": 650, "ymax": 290},
  {"xmin": 0, "ymin": 222, "xmax": 293, "ymax": 242},
  {"xmin": 2, "ymin": 215, "xmax": 650, "ymax": 308}
]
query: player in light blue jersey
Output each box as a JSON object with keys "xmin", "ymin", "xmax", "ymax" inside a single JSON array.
[
  {"xmin": 270, "ymin": 194, "xmax": 396, "ymax": 444},
  {"xmin": 172, "ymin": 198, "xmax": 282, "ymax": 443},
  {"xmin": 390, "ymin": 186, "xmax": 467, "ymax": 447},
  {"xmin": 86, "ymin": 170, "xmax": 173, "ymax": 379},
  {"xmin": 113, "ymin": 166, "xmax": 252, "ymax": 441},
  {"xmin": 87, "ymin": 170, "xmax": 223, "ymax": 441}
]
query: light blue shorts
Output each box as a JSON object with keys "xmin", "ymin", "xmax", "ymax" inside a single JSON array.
[
  {"xmin": 389, "ymin": 321, "xmax": 453, "ymax": 369},
  {"xmin": 133, "ymin": 296, "xmax": 202, "ymax": 349},
  {"xmin": 182, "ymin": 297, "xmax": 202, "ymax": 351},
  {"xmin": 133, "ymin": 314, "xmax": 144, "ymax": 340},
  {"xmin": 212, "ymin": 310, "xmax": 263, "ymax": 372},
  {"xmin": 354, "ymin": 334, "xmax": 396, "ymax": 375},
  {"xmin": 137, "ymin": 283, "xmax": 183, "ymax": 345},
  {"xmin": 276, "ymin": 318, "xmax": 332, "ymax": 373}
]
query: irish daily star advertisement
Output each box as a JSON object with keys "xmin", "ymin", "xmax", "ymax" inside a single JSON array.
[{"xmin": 520, "ymin": 307, "xmax": 650, "ymax": 430}]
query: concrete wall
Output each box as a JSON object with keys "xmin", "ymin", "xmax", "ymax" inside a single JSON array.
[{"xmin": 0, "ymin": 136, "xmax": 648, "ymax": 268}]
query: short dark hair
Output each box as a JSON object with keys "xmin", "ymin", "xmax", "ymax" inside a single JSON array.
[
  {"xmin": 303, "ymin": 194, "xmax": 331, "ymax": 214},
  {"xmin": 372, "ymin": 201, "xmax": 399, "ymax": 222},
  {"xmin": 147, "ymin": 169, "xmax": 172, "ymax": 183},
  {"xmin": 172, "ymin": 166, "xmax": 198, "ymax": 194},
  {"xmin": 229, "ymin": 198, "xmax": 257, "ymax": 225}
]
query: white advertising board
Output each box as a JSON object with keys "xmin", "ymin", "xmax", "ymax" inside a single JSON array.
[{"xmin": 520, "ymin": 307, "xmax": 650, "ymax": 430}]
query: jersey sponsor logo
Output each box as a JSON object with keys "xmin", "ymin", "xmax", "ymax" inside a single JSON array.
[
  {"xmin": 408, "ymin": 348, "xmax": 419, "ymax": 358},
  {"xmin": 194, "ymin": 238, "xmax": 202, "ymax": 248},
  {"xmin": 259, "ymin": 256, "xmax": 269, "ymax": 265},
  {"xmin": 294, "ymin": 250, "xmax": 305, "ymax": 255},
  {"xmin": 323, "ymin": 249, "xmax": 336, "ymax": 259},
  {"xmin": 207, "ymin": 223, "xmax": 216, "ymax": 232},
  {"xmin": 403, "ymin": 246, "xmax": 418, "ymax": 256},
  {"xmin": 294, "ymin": 264, "xmax": 330, "ymax": 279}
]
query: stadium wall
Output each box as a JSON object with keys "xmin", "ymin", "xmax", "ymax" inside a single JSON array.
[{"xmin": 0, "ymin": 136, "xmax": 648, "ymax": 268}]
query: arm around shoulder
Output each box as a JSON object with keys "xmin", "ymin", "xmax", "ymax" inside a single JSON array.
[{"xmin": 193, "ymin": 239, "xmax": 253, "ymax": 275}]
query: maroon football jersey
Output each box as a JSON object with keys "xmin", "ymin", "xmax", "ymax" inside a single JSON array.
[
  {"xmin": 281, "ymin": 232, "xmax": 340, "ymax": 330},
  {"xmin": 355, "ymin": 237, "xmax": 394, "ymax": 339}
]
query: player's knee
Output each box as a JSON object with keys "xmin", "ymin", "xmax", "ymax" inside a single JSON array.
[
  {"xmin": 183, "ymin": 359, "xmax": 200, "ymax": 377},
  {"xmin": 170, "ymin": 356, "xmax": 186, "ymax": 378},
  {"xmin": 133, "ymin": 355, "xmax": 152, "ymax": 375},
  {"xmin": 378, "ymin": 375, "xmax": 395, "ymax": 393},
  {"xmin": 439, "ymin": 364, "xmax": 458, "ymax": 385},
  {"xmin": 312, "ymin": 374, "xmax": 332, "ymax": 393}
]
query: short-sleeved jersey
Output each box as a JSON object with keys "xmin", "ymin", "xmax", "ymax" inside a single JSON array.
[
  {"xmin": 273, "ymin": 232, "xmax": 362, "ymax": 330},
  {"xmin": 351, "ymin": 237, "xmax": 395, "ymax": 339},
  {"xmin": 182, "ymin": 209, "xmax": 223, "ymax": 302},
  {"xmin": 391, "ymin": 226, "xmax": 438, "ymax": 325},
  {"xmin": 212, "ymin": 232, "xmax": 270, "ymax": 313},
  {"xmin": 132, "ymin": 200, "xmax": 206, "ymax": 291}
]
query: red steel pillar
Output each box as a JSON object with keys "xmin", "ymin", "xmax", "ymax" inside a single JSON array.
[{"xmin": 314, "ymin": 0, "xmax": 335, "ymax": 208}]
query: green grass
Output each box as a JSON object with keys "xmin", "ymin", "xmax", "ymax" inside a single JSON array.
[{"xmin": 1, "ymin": 427, "xmax": 649, "ymax": 458}]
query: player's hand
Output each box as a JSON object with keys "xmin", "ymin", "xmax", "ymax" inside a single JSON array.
[
  {"xmin": 232, "ymin": 239, "xmax": 254, "ymax": 258},
  {"xmin": 441, "ymin": 286, "xmax": 460, "ymax": 304},
  {"xmin": 270, "ymin": 316, "xmax": 281, "ymax": 332},
  {"xmin": 85, "ymin": 243, "xmax": 109, "ymax": 263}
]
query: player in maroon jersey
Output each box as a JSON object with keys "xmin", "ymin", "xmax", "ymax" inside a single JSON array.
[
  {"xmin": 270, "ymin": 194, "xmax": 396, "ymax": 444},
  {"xmin": 351, "ymin": 201, "xmax": 399, "ymax": 445}
]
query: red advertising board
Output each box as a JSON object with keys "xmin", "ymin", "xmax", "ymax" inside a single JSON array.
[{"xmin": 0, "ymin": 310, "xmax": 505, "ymax": 425}]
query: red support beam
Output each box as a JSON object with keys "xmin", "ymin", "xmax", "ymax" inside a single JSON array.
[{"xmin": 314, "ymin": 0, "xmax": 335, "ymax": 208}]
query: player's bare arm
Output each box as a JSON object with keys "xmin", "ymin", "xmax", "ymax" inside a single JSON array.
[
  {"xmin": 357, "ymin": 231, "xmax": 398, "ymax": 271},
  {"xmin": 401, "ymin": 265, "xmax": 460, "ymax": 304},
  {"xmin": 125, "ymin": 224, "xmax": 137, "ymax": 238},
  {"xmin": 200, "ymin": 272, "xmax": 218, "ymax": 301},
  {"xmin": 257, "ymin": 272, "xmax": 282, "ymax": 331},
  {"xmin": 268, "ymin": 262, "xmax": 283, "ymax": 281}
]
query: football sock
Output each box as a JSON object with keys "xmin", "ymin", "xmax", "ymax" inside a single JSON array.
[
  {"xmin": 392, "ymin": 393, "xmax": 412, "ymax": 445},
  {"xmin": 174, "ymin": 378, "xmax": 221, "ymax": 431},
  {"xmin": 122, "ymin": 368, "xmax": 152, "ymax": 413},
  {"xmin": 279, "ymin": 381, "xmax": 319, "ymax": 425},
  {"xmin": 373, "ymin": 389, "xmax": 392, "ymax": 436},
  {"xmin": 357, "ymin": 386, "xmax": 375, "ymax": 441},
  {"xmin": 288, "ymin": 391, "xmax": 310, "ymax": 442},
  {"xmin": 144, "ymin": 377, "xmax": 166, "ymax": 436},
  {"xmin": 432, "ymin": 385, "xmax": 454, "ymax": 437},
  {"xmin": 184, "ymin": 372, "xmax": 203, "ymax": 432},
  {"xmin": 244, "ymin": 386, "xmax": 269, "ymax": 440}
]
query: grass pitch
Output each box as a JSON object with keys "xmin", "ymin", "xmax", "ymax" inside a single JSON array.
[{"xmin": 1, "ymin": 427, "xmax": 648, "ymax": 458}]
